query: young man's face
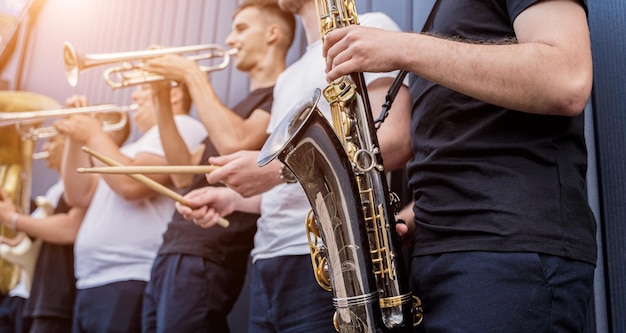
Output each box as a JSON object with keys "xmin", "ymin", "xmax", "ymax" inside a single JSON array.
[
  {"xmin": 226, "ymin": 6, "xmax": 272, "ymax": 73},
  {"xmin": 130, "ymin": 84, "xmax": 157, "ymax": 133},
  {"xmin": 41, "ymin": 135, "xmax": 65, "ymax": 171}
]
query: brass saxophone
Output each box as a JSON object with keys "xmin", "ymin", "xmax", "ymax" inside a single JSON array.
[{"xmin": 258, "ymin": 1, "xmax": 421, "ymax": 331}]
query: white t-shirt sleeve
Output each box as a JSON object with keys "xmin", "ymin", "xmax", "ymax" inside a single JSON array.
[{"xmin": 123, "ymin": 115, "xmax": 207, "ymax": 158}]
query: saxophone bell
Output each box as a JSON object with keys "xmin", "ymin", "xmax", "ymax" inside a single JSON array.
[{"xmin": 258, "ymin": 89, "xmax": 322, "ymax": 166}]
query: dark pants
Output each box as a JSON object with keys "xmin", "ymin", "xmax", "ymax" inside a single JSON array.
[
  {"xmin": 72, "ymin": 280, "xmax": 146, "ymax": 333},
  {"xmin": 410, "ymin": 251, "xmax": 595, "ymax": 333},
  {"xmin": 30, "ymin": 316, "xmax": 72, "ymax": 333},
  {"xmin": 248, "ymin": 255, "xmax": 336, "ymax": 333},
  {"xmin": 142, "ymin": 254, "xmax": 246, "ymax": 333},
  {"xmin": 0, "ymin": 296, "xmax": 31, "ymax": 333}
]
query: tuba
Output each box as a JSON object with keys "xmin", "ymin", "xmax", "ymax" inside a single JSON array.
[
  {"xmin": 258, "ymin": 1, "xmax": 421, "ymax": 332},
  {"xmin": 0, "ymin": 91, "xmax": 60, "ymax": 294}
]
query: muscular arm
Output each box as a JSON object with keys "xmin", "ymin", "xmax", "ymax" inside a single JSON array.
[
  {"xmin": 324, "ymin": 0, "xmax": 592, "ymax": 116},
  {"xmin": 183, "ymin": 68, "xmax": 271, "ymax": 153},
  {"xmin": 144, "ymin": 56, "xmax": 271, "ymax": 154}
]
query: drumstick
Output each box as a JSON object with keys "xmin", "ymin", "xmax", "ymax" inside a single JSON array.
[
  {"xmin": 76, "ymin": 165, "xmax": 219, "ymax": 175},
  {"xmin": 81, "ymin": 146, "xmax": 229, "ymax": 228}
]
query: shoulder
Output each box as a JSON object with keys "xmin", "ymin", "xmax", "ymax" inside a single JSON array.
[
  {"xmin": 360, "ymin": 12, "xmax": 402, "ymax": 32},
  {"xmin": 170, "ymin": 115, "xmax": 208, "ymax": 146}
]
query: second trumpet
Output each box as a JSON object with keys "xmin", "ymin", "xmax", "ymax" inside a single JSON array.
[
  {"xmin": 0, "ymin": 104, "xmax": 136, "ymax": 140},
  {"xmin": 63, "ymin": 41, "xmax": 237, "ymax": 89}
]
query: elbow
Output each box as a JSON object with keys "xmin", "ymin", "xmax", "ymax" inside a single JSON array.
[
  {"xmin": 172, "ymin": 177, "xmax": 193, "ymax": 190},
  {"xmin": 554, "ymin": 83, "xmax": 591, "ymax": 117},
  {"xmin": 58, "ymin": 230, "xmax": 78, "ymax": 245},
  {"xmin": 113, "ymin": 182, "xmax": 145, "ymax": 201},
  {"xmin": 63, "ymin": 192, "xmax": 90, "ymax": 210},
  {"xmin": 381, "ymin": 139, "xmax": 412, "ymax": 171},
  {"xmin": 553, "ymin": 68, "xmax": 593, "ymax": 117},
  {"xmin": 117, "ymin": 187, "xmax": 148, "ymax": 201}
]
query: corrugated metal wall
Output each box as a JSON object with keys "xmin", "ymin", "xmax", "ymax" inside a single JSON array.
[{"xmin": 18, "ymin": 0, "xmax": 248, "ymax": 108}]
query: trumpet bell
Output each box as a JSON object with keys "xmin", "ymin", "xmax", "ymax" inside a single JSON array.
[{"xmin": 63, "ymin": 41, "xmax": 81, "ymax": 87}]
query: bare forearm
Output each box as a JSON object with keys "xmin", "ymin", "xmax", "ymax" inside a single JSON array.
[
  {"xmin": 398, "ymin": 33, "xmax": 590, "ymax": 115},
  {"xmin": 11, "ymin": 207, "xmax": 84, "ymax": 244},
  {"xmin": 233, "ymin": 193, "xmax": 262, "ymax": 214},
  {"xmin": 324, "ymin": 2, "xmax": 591, "ymax": 116},
  {"xmin": 184, "ymin": 70, "xmax": 260, "ymax": 153},
  {"xmin": 62, "ymin": 140, "xmax": 97, "ymax": 208},
  {"xmin": 155, "ymin": 92, "xmax": 195, "ymax": 188}
]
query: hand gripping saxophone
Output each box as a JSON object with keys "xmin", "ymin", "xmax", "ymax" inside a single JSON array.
[{"xmin": 258, "ymin": 1, "xmax": 422, "ymax": 331}]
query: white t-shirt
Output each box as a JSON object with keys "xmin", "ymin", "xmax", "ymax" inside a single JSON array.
[
  {"xmin": 74, "ymin": 115, "xmax": 206, "ymax": 289},
  {"xmin": 252, "ymin": 12, "xmax": 407, "ymax": 262}
]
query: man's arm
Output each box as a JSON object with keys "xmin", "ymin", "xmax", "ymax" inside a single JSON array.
[
  {"xmin": 323, "ymin": 0, "xmax": 592, "ymax": 116},
  {"xmin": 0, "ymin": 189, "xmax": 85, "ymax": 244},
  {"xmin": 151, "ymin": 82, "xmax": 199, "ymax": 189},
  {"xmin": 206, "ymin": 151, "xmax": 284, "ymax": 198},
  {"xmin": 144, "ymin": 55, "xmax": 271, "ymax": 153},
  {"xmin": 1, "ymin": 208, "xmax": 85, "ymax": 245},
  {"xmin": 366, "ymin": 77, "xmax": 413, "ymax": 171},
  {"xmin": 56, "ymin": 114, "xmax": 172, "ymax": 202}
]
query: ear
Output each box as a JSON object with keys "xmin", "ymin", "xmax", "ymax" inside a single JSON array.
[
  {"xmin": 266, "ymin": 24, "xmax": 280, "ymax": 45},
  {"xmin": 170, "ymin": 86, "xmax": 183, "ymax": 105}
]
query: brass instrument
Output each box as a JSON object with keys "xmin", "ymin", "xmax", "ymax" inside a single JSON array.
[
  {"xmin": 64, "ymin": 41, "xmax": 237, "ymax": 89},
  {"xmin": 257, "ymin": 1, "xmax": 420, "ymax": 332},
  {"xmin": 0, "ymin": 103, "xmax": 136, "ymax": 140},
  {"xmin": 0, "ymin": 91, "xmax": 60, "ymax": 294}
]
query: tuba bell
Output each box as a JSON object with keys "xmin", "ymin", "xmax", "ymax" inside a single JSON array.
[{"xmin": 0, "ymin": 91, "xmax": 60, "ymax": 294}]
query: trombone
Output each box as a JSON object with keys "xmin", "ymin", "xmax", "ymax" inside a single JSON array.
[
  {"xmin": 64, "ymin": 41, "xmax": 238, "ymax": 89},
  {"xmin": 0, "ymin": 103, "xmax": 136, "ymax": 140}
]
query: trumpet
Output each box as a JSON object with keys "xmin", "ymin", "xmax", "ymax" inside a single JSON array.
[
  {"xmin": 0, "ymin": 103, "xmax": 136, "ymax": 140},
  {"xmin": 64, "ymin": 41, "xmax": 238, "ymax": 89}
]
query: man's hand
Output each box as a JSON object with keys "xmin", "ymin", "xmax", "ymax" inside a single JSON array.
[
  {"xmin": 206, "ymin": 150, "xmax": 281, "ymax": 198},
  {"xmin": 176, "ymin": 186, "xmax": 239, "ymax": 228}
]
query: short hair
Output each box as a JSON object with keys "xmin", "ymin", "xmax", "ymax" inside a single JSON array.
[{"xmin": 234, "ymin": 0, "xmax": 296, "ymax": 50}]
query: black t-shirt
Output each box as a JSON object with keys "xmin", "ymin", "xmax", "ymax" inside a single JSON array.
[
  {"xmin": 24, "ymin": 195, "xmax": 76, "ymax": 319},
  {"xmin": 407, "ymin": 0, "xmax": 596, "ymax": 264},
  {"xmin": 158, "ymin": 86, "xmax": 273, "ymax": 270}
]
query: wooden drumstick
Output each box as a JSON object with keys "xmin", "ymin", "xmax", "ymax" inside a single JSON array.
[
  {"xmin": 81, "ymin": 146, "xmax": 229, "ymax": 228},
  {"xmin": 76, "ymin": 165, "xmax": 219, "ymax": 174}
]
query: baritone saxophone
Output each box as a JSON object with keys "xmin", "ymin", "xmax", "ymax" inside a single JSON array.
[{"xmin": 258, "ymin": 1, "xmax": 422, "ymax": 331}]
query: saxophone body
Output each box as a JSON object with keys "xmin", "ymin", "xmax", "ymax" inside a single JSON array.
[{"xmin": 258, "ymin": 1, "xmax": 421, "ymax": 331}]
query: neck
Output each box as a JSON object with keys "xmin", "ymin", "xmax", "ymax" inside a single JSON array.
[{"xmin": 248, "ymin": 50, "xmax": 287, "ymax": 91}]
